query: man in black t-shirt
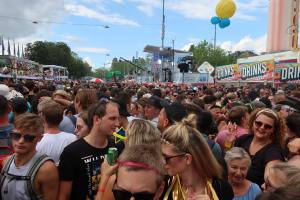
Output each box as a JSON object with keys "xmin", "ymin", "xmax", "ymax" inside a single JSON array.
[{"xmin": 58, "ymin": 101, "xmax": 124, "ymax": 200}]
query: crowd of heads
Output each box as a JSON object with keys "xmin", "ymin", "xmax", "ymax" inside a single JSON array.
[{"xmin": 1, "ymin": 79, "xmax": 300, "ymax": 199}]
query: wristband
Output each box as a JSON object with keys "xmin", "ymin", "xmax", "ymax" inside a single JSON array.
[{"xmin": 98, "ymin": 187, "xmax": 105, "ymax": 193}]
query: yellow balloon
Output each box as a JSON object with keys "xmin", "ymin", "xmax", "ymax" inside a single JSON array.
[{"xmin": 216, "ymin": 0, "xmax": 236, "ymax": 19}]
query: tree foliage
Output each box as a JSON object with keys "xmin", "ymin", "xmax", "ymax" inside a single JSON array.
[
  {"xmin": 93, "ymin": 68, "xmax": 109, "ymax": 78},
  {"xmin": 26, "ymin": 41, "xmax": 92, "ymax": 79},
  {"xmin": 189, "ymin": 40, "xmax": 237, "ymax": 71},
  {"xmin": 110, "ymin": 57, "xmax": 150, "ymax": 76}
]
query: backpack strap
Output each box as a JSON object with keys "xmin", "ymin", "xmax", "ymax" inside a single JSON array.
[
  {"xmin": 25, "ymin": 154, "xmax": 53, "ymax": 200},
  {"xmin": 0, "ymin": 155, "xmax": 15, "ymax": 199}
]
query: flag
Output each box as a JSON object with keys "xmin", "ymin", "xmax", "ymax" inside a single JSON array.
[
  {"xmin": 7, "ymin": 39, "xmax": 11, "ymax": 55},
  {"xmin": 1, "ymin": 36, "xmax": 4, "ymax": 55},
  {"xmin": 113, "ymin": 127, "xmax": 127, "ymax": 144},
  {"xmin": 22, "ymin": 44, "xmax": 24, "ymax": 57},
  {"xmin": 17, "ymin": 43, "xmax": 20, "ymax": 57},
  {"xmin": 13, "ymin": 40, "xmax": 16, "ymax": 56}
]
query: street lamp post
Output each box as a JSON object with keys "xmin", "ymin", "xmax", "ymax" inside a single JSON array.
[{"xmin": 161, "ymin": 0, "xmax": 165, "ymax": 82}]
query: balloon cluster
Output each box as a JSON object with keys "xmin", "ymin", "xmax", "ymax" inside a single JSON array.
[{"xmin": 211, "ymin": 0, "xmax": 236, "ymax": 29}]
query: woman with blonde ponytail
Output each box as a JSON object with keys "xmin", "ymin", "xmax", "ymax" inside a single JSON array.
[{"xmin": 161, "ymin": 114, "xmax": 233, "ymax": 200}]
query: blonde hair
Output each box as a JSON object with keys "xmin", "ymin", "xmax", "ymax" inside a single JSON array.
[
  {"xmin": 268, "ymin": 163, "xmax": 300, "ymax": 186},
  {"xmin": 162, "ymin": 114, "xmax": 222, "ymax": 181},
  {"xmin": 125, "ymin": 119, "xmax": 161, "ymax": 147}
]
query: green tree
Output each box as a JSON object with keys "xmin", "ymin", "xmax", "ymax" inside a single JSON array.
[
  {"xmin": 26, "ymin": 41, "xmax": 92, "ymax": 79},
  {"xmin": 93, "ymin": 68, "xmax": 109, "ymax": 78},
  {"xmin": 110, "ymin": 57, "xmax": 150, "ymax": 77},
  {"xmin": 189, "ymin": 40, "xmax": 237, "ymax": 71}
]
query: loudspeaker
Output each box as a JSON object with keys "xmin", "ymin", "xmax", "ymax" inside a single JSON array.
[{"xmin": 178, "ymin": 63, "xmax": 189, "ymax": 73}]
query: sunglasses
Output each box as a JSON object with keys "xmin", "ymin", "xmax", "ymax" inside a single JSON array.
[
  {"xmin": 112, "ymin": 188, "xmax": 155, "ymax": 200},
  {"xmin": 163, "ymin": 153, "xmax": 186, "ymax": 163},
  {"xmin": 10, "ymin": 132, "xmax": 37, "ymax": 142},
  {"xmin": 254, "ymin": 121, "xmax": 273, "ymax": 130}
]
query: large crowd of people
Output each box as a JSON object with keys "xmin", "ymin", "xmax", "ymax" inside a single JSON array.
[{"xmin": 0, "ymin": 78, "xmax": 300, "ymax": 200}]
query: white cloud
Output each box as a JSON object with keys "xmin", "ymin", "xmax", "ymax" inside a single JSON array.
[
  {"xmin": 181, "ymin": 43, "xmax": 194, "ymax": 51},
  {"xmin": 65, "ymin": 3, "xmax": 139, "ymax": 26},
  {"xmin": 83, "ymin": 57, "xmax": 94, "ymax": 66},
  {"xmin": 131, "ymin": 0, "xmax": 161, "ymax": 17},
  {"xmin": 132, "ymin": 0, "xmax": 268, "ymax": 21},
  {"xmin": 111, "ymin": 0, "xmax": 123, "ymax": 4},
  {"xmin": 76, "ymin": 47, "xmax": 110, "ymax": 54},
  {"xmin": 220, "ymin": 34, "xmax": 267, "ymax": 53},
  {"xmin": 64, "ymin": 35, "xmax": 82, "ymax": 42},
  {"xmin": 0, "ymin": 0, "xmax": 64, "ymax": 39}
]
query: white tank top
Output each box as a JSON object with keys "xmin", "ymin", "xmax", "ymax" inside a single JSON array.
[{"xmin": 1, "ymin": 153, "xmax": 42, "ymax": 200}]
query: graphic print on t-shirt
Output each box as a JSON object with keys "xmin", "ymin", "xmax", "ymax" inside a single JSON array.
[{"xmin": 82, "ymin": 154, "xmax": 105, "ymax": 199}]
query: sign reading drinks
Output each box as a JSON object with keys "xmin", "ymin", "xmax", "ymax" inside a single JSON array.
[
  {"xmin": 215, "ymin": 64, "xmax": 239, "ymax": 82},
  {"xmin": 275, "ymin": 63, "xmax": 300, "ymax": 83},
  {"xmin": 238, "ymin": 60, "xmax": 274, "ymax": 81}
]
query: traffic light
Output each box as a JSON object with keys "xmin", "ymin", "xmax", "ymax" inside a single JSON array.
[{"xmin": 178, "ymin": 63, "xmax": 189, "ymax": 73}]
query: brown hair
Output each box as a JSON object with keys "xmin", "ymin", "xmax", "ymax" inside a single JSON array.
[
  {"xmin": 15, "ymin": 113, "xmax": 44, "ymax": 135},
  {"xmin": 39, "ymin": 100, "xmax": 63, "ymax": 127},
  {"xmin": 78, "ymin": 111, "xmax": 88, "ymax": 125},
  {"xmin": 87, "ymin": 101, "xmax": 118, "ymax": 130},
  {"xmin": 228, "ymin": 106, "xmax": 248, "ymax": 126},
  {"xmin": 249, "ymin": 108, "xmax": 285, "ymax": 148},
  {"xmin": 162, "ymin": 114, "xmax": 222, "ymax": 181},
  {"xmin": 75, "ymin": 89, "xmax": 98, "ymax": 111}
]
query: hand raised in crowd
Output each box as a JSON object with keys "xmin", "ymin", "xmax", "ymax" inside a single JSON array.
[
  {"xmin": 100, "ymin": 156, "xmax": 119, "ymax": 181},
  {"xmin": 226, "ymin": 122, "xmax": 238, "ymax": 144},
  {"xmin": 95, "ymin": 156, "xmax": 118, "ymax": 200}
]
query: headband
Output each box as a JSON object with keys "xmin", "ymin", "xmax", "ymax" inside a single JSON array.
[
  {"xmin": 256, "ymin": 109, "xmax": 279, "ymax": 120},
  {"xmin": 118, "ymin": 161, "xmax": 160, "ymax": 174}
]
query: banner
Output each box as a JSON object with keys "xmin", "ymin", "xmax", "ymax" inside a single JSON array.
[
  {"xmin": 215, "ymin": 64, "xmax": 239, "ymax": 82},
  {"xmin": 238, "ymin": 60, "xmax": 274, "ymax": 81},
  {"xmin": 274, "ymin": 63, "xmax": 300, "ymax": 83}
]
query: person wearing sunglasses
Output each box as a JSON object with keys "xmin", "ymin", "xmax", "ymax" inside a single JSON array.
[
  {"xmin": 0, "ymin": 113, "xmax": 59, "ymax": 200},
  {"xmin": 235, "ymin": 108, "xmax": 285, "ymax": 187},
  {"xmin": 161, "ymin": 115, "xmax": 234, "ymax": 200},
  {"xmin": 95, "ymin": 144, "xmax": 165, "ymax": 200}
]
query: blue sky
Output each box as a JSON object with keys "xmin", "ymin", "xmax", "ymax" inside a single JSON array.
[{"xmin": 0, "ymin": 0, "xmax": 269, "ymax": 70}]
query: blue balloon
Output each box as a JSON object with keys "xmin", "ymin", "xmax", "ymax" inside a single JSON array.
[
  {"xmin": 219, "ymin": 18, "xmax": 230, "ymax": 28},
  {"xmin": 211, "ymin": 16, "xmax": 220, "ymax": 25}
]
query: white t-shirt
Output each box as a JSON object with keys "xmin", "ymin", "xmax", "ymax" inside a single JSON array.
[{"xmin": 36, "ymin": 132, "xmax": 77, "ymax": 164}]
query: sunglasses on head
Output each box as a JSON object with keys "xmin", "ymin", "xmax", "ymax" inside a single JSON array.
[
  {"xmin": 10, "ymin": 132, "xmax": 37, "ymax": 142},
  {"xmin": 112, "ymin": 189, "xmax": 155, "ymax": 200},
  {"xmin": 254, "ymin": 121, "xmax": 273, "ymax": 130}
]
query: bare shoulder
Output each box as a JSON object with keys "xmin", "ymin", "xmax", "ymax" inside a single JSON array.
[{"xmin": 36, "ymin": 161, "xmax": 58, "ymax": 181}]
